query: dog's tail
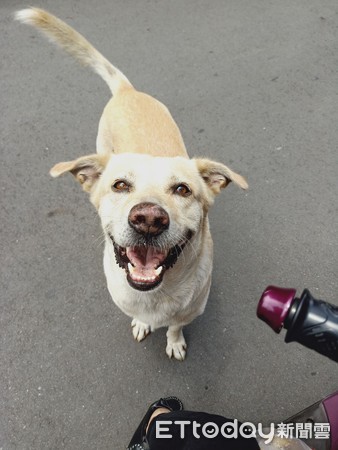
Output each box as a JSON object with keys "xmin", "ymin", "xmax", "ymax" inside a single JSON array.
[{"xmin": 15, "ymin": 8, "xmax": 133, "ymax": 95}]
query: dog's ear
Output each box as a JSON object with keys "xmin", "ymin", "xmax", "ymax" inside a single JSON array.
[
  {"xmin": 50, "ymin": 154, "xmax": 109, "ymax": 192},
  {"xmin": 194, "ymin": 158, "xmax": 248, "ymax": 196}
]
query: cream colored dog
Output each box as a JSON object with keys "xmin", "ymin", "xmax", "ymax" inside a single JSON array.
[{"xmin": 16, "ymin": 8, "xmax": 248, "ymax": 360}]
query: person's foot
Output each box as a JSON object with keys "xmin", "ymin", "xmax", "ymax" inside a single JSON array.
[
  {"xmin": 145, "ymin": 407, "xmax": 170, "ymax": 434},
  {"xmin": 127, "ymin": 397, "xmax": 183, "ymax": 450}
]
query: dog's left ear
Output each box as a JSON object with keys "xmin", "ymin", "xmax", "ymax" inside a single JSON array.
[
  {"xmin": 50, "ymin": 154, "xmax": 109, "ymax": 192},
  {"xmin": 194, "ymin": 158, "xmax": 248, "ymax": 196}
]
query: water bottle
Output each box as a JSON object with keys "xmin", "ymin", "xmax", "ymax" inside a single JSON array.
[{"xmin": 257, "ymin": 286, "xmax": 338, "ymax": 362}]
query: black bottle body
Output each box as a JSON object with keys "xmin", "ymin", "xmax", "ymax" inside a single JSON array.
[{"xmin": 285, "ymin": 289, "xmax": 338, "ymax": 362}]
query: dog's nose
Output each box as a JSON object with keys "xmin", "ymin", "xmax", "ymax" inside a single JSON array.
[{"xmin": 128, "ymin": 202, "xmax": 169, "ymax": 236}]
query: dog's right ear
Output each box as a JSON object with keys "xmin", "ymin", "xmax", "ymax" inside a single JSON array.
[{"xmin": 50, "ymin": 154, "xmax": 109, "ymax": 192}]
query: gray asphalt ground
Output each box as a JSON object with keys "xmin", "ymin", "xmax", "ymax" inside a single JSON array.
[{"xmin": 1, "ymin": 1, "xmax": 338, "ymax": 449}]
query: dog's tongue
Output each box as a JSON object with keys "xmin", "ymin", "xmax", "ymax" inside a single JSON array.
[{"xmin": 126, "ymin": 246, "xmax": 167, "ymax": 280}]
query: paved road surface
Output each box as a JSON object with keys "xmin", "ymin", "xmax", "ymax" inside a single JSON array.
[{"xmin": 1, "ymin": 0, "xmax": 338, "ymax": 448}]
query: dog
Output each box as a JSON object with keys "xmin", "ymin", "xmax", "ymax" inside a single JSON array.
[{"xmin": 16, "ymin": 8, "xmax": 248, "ymax": 360}]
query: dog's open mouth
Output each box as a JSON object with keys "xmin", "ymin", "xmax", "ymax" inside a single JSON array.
[{"xmin": 109, "ymin": 233, "xmax": 192, "ymax": 291}]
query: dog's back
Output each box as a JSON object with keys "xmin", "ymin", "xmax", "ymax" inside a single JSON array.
[{"xmin": 15, "ymin": 8, "xmax": 188, "ymax": 157}]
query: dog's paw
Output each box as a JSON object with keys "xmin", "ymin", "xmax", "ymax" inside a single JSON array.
[
  {"xmin": 131, "ymin": 319, "xmax": 151, "ymax": 342},
  {"xmin": 166, "ymin": 341, "xmax": 187, "ymax": 361},
  {"xmin": 166, "ymin": 328, "xmax": 187, "ymax": 361}
]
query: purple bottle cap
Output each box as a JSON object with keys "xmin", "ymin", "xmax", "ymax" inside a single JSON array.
[{"xmin": 257, "ymin": 285, "xmax": 297, "ymax": 333}]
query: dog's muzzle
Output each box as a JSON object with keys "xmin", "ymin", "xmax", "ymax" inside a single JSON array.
[{"xmin": 109, "ymin": 202, "xmax": 192, "ymax": 291}]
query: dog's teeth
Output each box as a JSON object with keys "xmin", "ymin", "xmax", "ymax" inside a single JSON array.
[
  {"xmin": 155, "ymin": 266, "xmax": 163, "ymax": 276},
  {"xmin": 128, "ymin": 262, "xmax": 135, "ymax": 274}
]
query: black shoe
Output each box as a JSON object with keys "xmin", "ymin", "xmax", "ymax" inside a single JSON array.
[{"xmin": 127, "ymin": 396, "xmax": 183, "ymax": 450}]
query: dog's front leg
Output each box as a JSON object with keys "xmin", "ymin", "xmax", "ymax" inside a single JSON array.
[
  {"xmin": 131, "ymin": 318, "xmax": 151, "ymax": 342},
  {"xmin": 166, "ymin": 325, "xmax": 187, "ymax": 361}
]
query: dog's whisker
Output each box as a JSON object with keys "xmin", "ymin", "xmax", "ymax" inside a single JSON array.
[
  {"xmin": 90, "ymin": 230, "xmax": 108, "ymax": 250},
  {"xmin": 184, "ymin": 237, "xmax": 199, "ymax": 260}
]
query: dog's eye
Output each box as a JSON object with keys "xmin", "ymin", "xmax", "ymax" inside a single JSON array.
[
  {"xmin": 112, "ymin": 180, "xmax": 130, "ymax": 192},
  {"xmin": 174, "ymin": 184, "xmax": 192, "ymax": 197}
]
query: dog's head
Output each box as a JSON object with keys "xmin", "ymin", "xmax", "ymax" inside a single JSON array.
[{"xmin": 50, "ymin": 153, "xmax": 247, "ymax": 291}]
